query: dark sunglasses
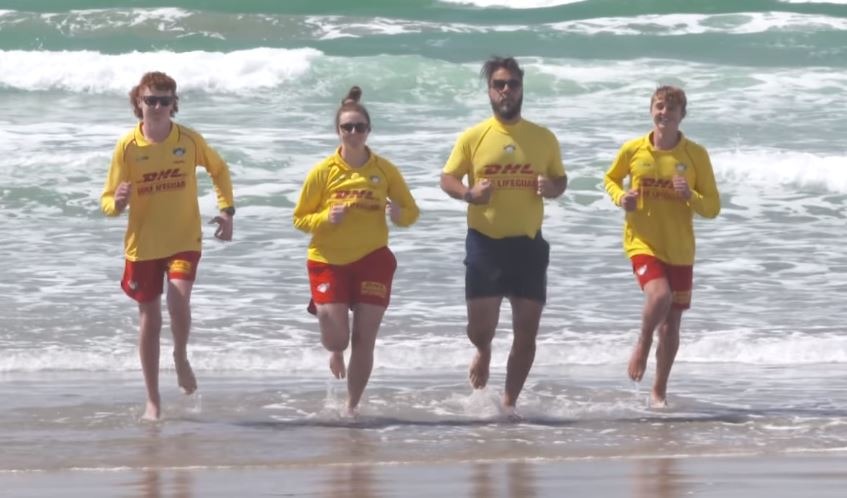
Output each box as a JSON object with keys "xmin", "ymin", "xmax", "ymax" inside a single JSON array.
[
  {"xmin": 490, "ymin": 79, "xmax": 522, "ymax": 91},
  {"xmin": 141, "ymin": 95, "xmax": 177, "ymax": 107},
  {"xmin": 339, "ymin": 122, "xmax": 369, "ymax": 134}
]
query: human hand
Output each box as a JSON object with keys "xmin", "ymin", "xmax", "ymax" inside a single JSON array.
[
  {"xmin": 209, "ymin": 211, "xmax": 233, "ymax": 241},
  {"xmin": 114, "ymin": 181, "xmax": 132, "ymax": 212},
  {"xmin": 329, "ymin": 203, "xmax": 348, "ymax": 224},
  {"xmin": 467, "ymin": 178, "xmax": 492, "ymax": 204},
  {"xmin": 621, "ymin": 189, "xmax": 640, "ymax": 212},
  {"xmin": 387, "ymin": 201, "xmax": 402, "ymax": 224},
  {"xmin": 673, "ymin": 175, "xmax": 691, "ymax": 200},
  {"xmin": 536, "ymin": 175, "xmax": 554, "ymax": 197}
]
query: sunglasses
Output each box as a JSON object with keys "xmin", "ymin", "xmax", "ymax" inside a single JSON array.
[
  {"xmin": 141, "ymin": 95, "xmax": 177, "ymax": 107},
  {"xmin": 339, "ymin": 122, "xmax": 369, "ymax": 134},
  {"xmin": 490, "ymin": 79, "xmax": 522, "ymax": 91}
]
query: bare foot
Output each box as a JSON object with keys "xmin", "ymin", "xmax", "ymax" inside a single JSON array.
[
  {"xmin": 344, "ymin": 404, "xmax": 359, "ymax": 419},
  {"xmin": 173, "ymin": 354, "xmax": 197, "ymax": 395},
  {"xmin": 142, "ymin": 399, "xmax": 161, "ymax": 421},
  {"xmin": 627, "ymin": 337, "xmax": 652, "ymax": 382},
  {"xmin": 650, "ymin": 391, "xmax": 668, "ymax": 409},
  {"xmin": 329, "ymin": 351, "xmax": 346, "ymax": 379},
  {"xmin": 469, "ymin": 347, "xmax": 491, "ymax": 389},
  {"xmin": 500, "ymin": 403, "xmax": 523, "ymax": 423}
]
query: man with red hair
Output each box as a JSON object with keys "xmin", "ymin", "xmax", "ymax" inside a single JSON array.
[{"xmin": 101, "ymin": 71, "xmax": 235, "ymax": 420}]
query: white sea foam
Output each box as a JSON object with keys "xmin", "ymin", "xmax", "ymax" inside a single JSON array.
[
  {"xmin": 304, "ymin": 15, "xmax": 521, "ymax": 40},
  {"xmin": 712, "ymin": 150, "xmax": 847, "ymax": 194},
  {"xmin": 42, "ymin": 7, "xmax": 192, "ymax": 33},
  {"xmin": 780, "ymin": 0, "xmax": 847, "ymax": 3},
  {"xmin": 2, "ymin": 326, "xmax": 845, "ymax": 373},
  {"xmin": 0, "ymin": 48, "xmax": 322, "ymax": 94},
  {"xmin": 438, "ymin": 0, "xmax": 586, "ymax": 8},
  {"xmin": 548, "ymin": 12, "xmax": 847, "ymax": 36}
]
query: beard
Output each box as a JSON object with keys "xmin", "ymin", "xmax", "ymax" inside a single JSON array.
[{"xmin": 490, "ymin": 94, "xmax": 522, "ymax": 121}]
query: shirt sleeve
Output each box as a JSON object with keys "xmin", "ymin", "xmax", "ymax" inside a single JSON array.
[
  {"xmin": 689, "ymin": 146, "xmax": 721, "ymax": 218},
  {"xmin": 441, "ymin": 131, "xmax": 471, "ymax": 179},
  {"xmin": 293, "ymin": 165, "xmax": 332, "ymax": 233},
  {"xmin": 195, "ymin": 132, "xmax": 235, "ymax": 210},
  {"xmin": 604, "ymin": 144, "xmax": 631, "ymax": 207},
  {"xmin": 547, "ymin": 131, "xmax": 566, "ymax": 178},
  {"xmin": 386, "ymin": 161, "xmax": 420, "ymax": 227},
  {"xmin": 100, "ymin": 139, "xmax": 128, "ymax": 216}
]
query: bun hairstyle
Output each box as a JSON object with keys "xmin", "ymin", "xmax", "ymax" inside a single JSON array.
[
  {"xmin": 342, "ymin": 86, "xmax": 362, "ymax": 105},
  {"xmin": 335, "ymin": 85, "xmax": 371, "ymax": 130}
]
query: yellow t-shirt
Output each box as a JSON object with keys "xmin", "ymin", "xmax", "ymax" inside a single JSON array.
[
  {"xmin": 604, "ymin": 133, "xmax": 721, "ymax": 265},
  {"xmin": 293, "ymin": 148, "xmax": 420, "ymax": 265},
  {"xmin": 100, "ymin": 123, "xmax": 235, "ymax": 261},
  {"xmin": 442, "ymin": 117, "xmax": 565, "ymax": 238}
]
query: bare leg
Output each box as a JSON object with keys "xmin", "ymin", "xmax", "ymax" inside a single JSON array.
[
  {"xmin": 653, "ymin": 308, "xmax": 682, "ymax": 406},
  {"xmin": 346, "ymin": 303, "xmax": 386, "ymax": 413},
  {"xmin": 467, "ymin": 297, "xmax": 502, "ymax": 389},
  {"xmin": 629, "ymin": 278, "xmax": 672, "ymax": 382},
  {"xmin": 138, "ymin": 298, "xmax": 163, "ymax": 420},
  {"xmin": 502, "ymin": 297, "xmax": 543, "ymax": 408},
  {"xmin": 167, "ymin": 279, "xmax": 196, "ymax": 394},
  {"xmin": 316, "ymin": 303, "xmax": 351, "ymax": 379}
]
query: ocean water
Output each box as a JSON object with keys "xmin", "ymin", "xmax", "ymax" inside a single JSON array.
[{"xmin": 1, "ymin": 0, "xmax": 847, "ymax": 487}]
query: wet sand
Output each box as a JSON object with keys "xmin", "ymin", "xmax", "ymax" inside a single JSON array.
[{"xmin": 3, "ymin": 455, "xmax": 846, "ymax": 497}]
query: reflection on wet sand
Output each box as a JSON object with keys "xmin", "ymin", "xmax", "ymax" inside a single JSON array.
[
  {"xmin": 129, "ymin": 424, "xmax": 193, "ymax": 498},
  {"xmin": 633, "ymin": 458, "xmax": 688, "ymax": 498},
  {"xmin": 136, "ymin": 468, "xmax": 192, "ymax": 498},
  {"xmin": 323, "ymin": 428, "xmax": 379, "ymax": 497},
  {"xmin": 472, "ymin": 461, "xmax": 537, "ymax": 498}
]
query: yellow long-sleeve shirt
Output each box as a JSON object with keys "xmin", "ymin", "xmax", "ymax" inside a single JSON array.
[
  {"xmin": 293, "ymin": 148, "xmax": 419, "ymax": 265},
  {"xmin": 101, "ymin": 123, "xmax": 235, "ymax": 261},
  {"xmin": 604, "ymin": 133, "xmax": 720, "ymax": 265},
  {"xmin": 442, "ymin": 117, "xmax": 565, "ymax": 239}
]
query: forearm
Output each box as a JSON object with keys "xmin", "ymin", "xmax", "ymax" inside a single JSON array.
[
  {"xmin": 543, "ymin": 174, "xmax": 567, "ymax": 198},
  {"xmin": 440, "ymin": 173, "xmax": 469, "ymax": 201},
  {"xmin": 293, "ymin": 209, "xmax": 331, "ymax": 233}
]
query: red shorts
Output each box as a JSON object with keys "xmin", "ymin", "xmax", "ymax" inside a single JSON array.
[
  {"xmin": 306, "ymin": 247, "xmax": 397, "ymax": 314},
  {"xmin": 121, "ymin": 251, "xmax": 201, "ymax": 302},
  {"xmin": 631, "ymin": 254, "xmax": 693, "ymax": 310}
]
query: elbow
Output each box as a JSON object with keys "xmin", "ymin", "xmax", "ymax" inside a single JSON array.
[
  {"xmin": 706, "ymin": 205, "xmax": 721, "ymax": 219},
  {"xmin": 696, "ymin": 202, "xmax": 720, "ymax": 219},
  {"xmin": 406, "ymin": 210, "xmax": 421, "ymax": 226},
  {"xmin": 395, "ymin": 208, "xmax": 420, "ymax": 228},
  {"xmin": 293, "ymin": 216, "xmax": 316, "ymax": 233},
  {"xmin": 439, "ymin": 174, "xmax": 452, "ymax": 193},
  {"xmin": 100, "ymin": 200, "xmax": 117, "ymax": 217}
]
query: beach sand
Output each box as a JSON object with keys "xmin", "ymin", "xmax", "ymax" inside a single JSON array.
[
  {"xmin": 3, "ymin": 455, "xmax": 846, "ymax": 497},
  {"xmin": 2, "ymin": 371, "xmax": 846, "ymax": 497}
]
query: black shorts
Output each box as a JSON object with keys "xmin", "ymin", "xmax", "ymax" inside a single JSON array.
[{"xmin": 464, "ymin": 228, "xmax": 550, "ymax": 304}]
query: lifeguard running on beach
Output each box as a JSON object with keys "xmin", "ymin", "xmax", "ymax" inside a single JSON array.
[
  {"xmin": 100, "ymin": 71, "xmax": 236, "ymax": 421},
  {"xmin": 603, "ymin": 85, "xmax": 720, "ymax": 407},
  {"xmin": 440, "ymin": 56, "xmax": 567, "ymax": 415},
  {"xmin": 293, "ymin": 86, "xmax": 419, "ymax": 416}
]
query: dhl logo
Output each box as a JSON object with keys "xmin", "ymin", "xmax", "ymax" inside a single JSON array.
[
  {"xmin": 141, "ymin": 168, "xmax": 185, "ymax": 183},
  {"xmin": 641, "ymin": 178, "xmax": 674, "ymax": 188},
  {"xmin": 333, "ymin": 190, "xmax": 375, "ymax": 199},
  {"xmin": 482, "ymin": 163, "xmax": 533, "ymax": 175}
]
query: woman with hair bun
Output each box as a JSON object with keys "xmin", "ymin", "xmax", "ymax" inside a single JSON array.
[{"xmin": 293, "ymin": 86, "xmax": 420, "ymax": 416}]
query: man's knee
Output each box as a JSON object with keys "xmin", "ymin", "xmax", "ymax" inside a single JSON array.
[
  {"xmin": 467, "ymin": 322, "xmax": 496, "ymax": 346},
  {"xmin": 510, "ymin": 334, "xmax": 537, "ymax": 356}
]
